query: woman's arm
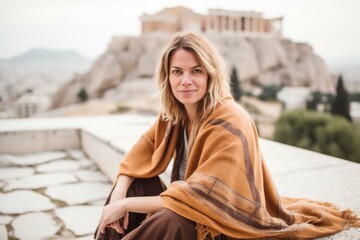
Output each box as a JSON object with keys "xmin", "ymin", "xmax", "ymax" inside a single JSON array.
[
  {"xmin": 111, "ymin": 175, "xmax": 134, "ymax": 201},
  {"xmin": 103, "ymin": 175, "xmax": 134, "ymax": 234},
  {"xmin": 97, "ymin": 196, "xmax": 163, "ymax": 237},
  {"xmin": 123, "ymin": 196, "xmax": 164, "ymax": 214}
]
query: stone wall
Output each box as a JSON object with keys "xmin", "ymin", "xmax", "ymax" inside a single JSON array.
[{"xmin": 0, "ymin": 129, "xmax": 80, "ymax": 154}]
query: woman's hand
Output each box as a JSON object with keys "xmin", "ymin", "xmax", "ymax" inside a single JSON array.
[
  {"xmin": 96, "ymin": 196, "xmax": 164, "ymax": 239},
  {"xmin": 97, "ymin": 199, "xmax": 129, "ymax": 239},
  {"xmin": 105, "ymin": 175, "xmax": 134, "ymax": 234}
]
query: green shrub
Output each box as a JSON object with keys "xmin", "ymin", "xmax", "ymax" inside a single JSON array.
[
  {"xmin": 349, "ymin": 92, "xmax": 360, "ymax": 102},
  {"xmin": 306, "ymin": 91, "xmax": 333, "ymax": 111},
  {"xmin": 274, "ymin": 110, "xmax": 360, "ymax": 163},
  {"xmin": 258, "ymin": 85, "xmax": 282, "ymax": 101}
]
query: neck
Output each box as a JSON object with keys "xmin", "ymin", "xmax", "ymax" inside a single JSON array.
[{"xmin": 185, "ymin": 105, "xmax": 196, "ymax": 125}]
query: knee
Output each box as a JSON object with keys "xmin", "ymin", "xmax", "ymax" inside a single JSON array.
[
  {"xmin": 154, "ymin": 208, "xmax": 195, "ymax": 228},
  {"xmin": 123, "ymin": 208, "xmax": 197, "ymax": 239},
  {"xmin": 152, "ymin": 208, "xmax": 197, "ymax": 238},
  {"xmin": 157, "ymin": 208, "xmax": 183, "ymax": 222}
]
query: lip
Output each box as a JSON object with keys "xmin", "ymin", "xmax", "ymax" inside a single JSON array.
[
  {"xmin": 177, "ymin": 89, "xmax": 197, "ymax": 97},
  {"xmin": 178, "ymin": 90, "xmax": 197, "ymax": 93}
]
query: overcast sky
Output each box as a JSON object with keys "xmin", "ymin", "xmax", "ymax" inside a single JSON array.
[{"xmin": 0, "ymin": 0, "xmax": 359, "ymax": 61}]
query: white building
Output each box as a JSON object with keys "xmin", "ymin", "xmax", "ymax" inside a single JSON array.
[
  {"xmin": 16, "ymin": 95, "xmax": 50, "ymax": 118},
  {"xmin": 277, "ymin": 87, "xmax": 311, "ymax": 110},
  {"xmin": 350, "ymin": 102, "xmax": 360, "ymax": 123}
]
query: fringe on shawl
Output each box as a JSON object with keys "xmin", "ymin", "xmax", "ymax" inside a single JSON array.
[
  {"xmin": 194, "ymin": 201, "xmax": 360, "ymax": 240},
  {"xmin": 196, "ymin": 223, "xmax": 220, "ymax": 240},
  {"xmin": 316, "ymin": 201, "xmax": 360, "ymax": 228},
  {"xmin": 341, "ymin": 209, "xmax": 360, "ymax": 228}
]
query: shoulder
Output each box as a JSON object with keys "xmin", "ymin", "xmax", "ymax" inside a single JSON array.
[
  {"xmin": 206, "ymin": 98, "xmax": 254, "ymax": 127},
  {"xmin": 198, "ymin": 98, "xmax": 258, "ymax": 143}
]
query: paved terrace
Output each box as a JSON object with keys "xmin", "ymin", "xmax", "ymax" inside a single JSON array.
[{"xmin": 0, "ymin": 114, "xmax": 359, "ymax": 239}]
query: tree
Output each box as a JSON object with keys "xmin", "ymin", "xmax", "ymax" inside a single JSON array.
[
  {"xmin": 77, "ymin": 88, "xmax": 88, "ymax": 102},
  {"xmin": 306, "ymin": 91, "xmax": 322, "ymax": 110},
  {"xmin": 230, "ymin": 66, "xmax": 241, "ymax": 101},
  {"xmin": 258, "ymin": 85, "xmax": 281, "ymax": 101},
  {"xmin": 273, "ymin": 110, "xmax": 360, "ymax": 163},
  {"xmin": 331, "ymin": 75, "xmax": 352, "ymax": 121},
  {"xmin": 306, "ymin": 91, "xmax": 332, "ymax": 112}
]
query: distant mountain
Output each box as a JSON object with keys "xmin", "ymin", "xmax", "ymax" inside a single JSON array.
[
  {"xmin": 9, "ymin": 48, "xmax": 92, "ymax": 65},
  {"xmin": 1, "ymin": 48, "xmax": 93, "ymax": 98}
]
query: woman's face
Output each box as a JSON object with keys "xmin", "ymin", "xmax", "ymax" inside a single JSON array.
[{"xmin": 169, "ymin": 49, "xmax": 208, "ymax": 112}]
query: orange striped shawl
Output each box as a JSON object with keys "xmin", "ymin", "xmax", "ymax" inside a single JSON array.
[{"xmin": 118, "ymin": 98, "xmax": 359, "ymax": 239}]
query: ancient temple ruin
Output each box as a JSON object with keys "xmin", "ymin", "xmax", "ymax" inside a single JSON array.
[{"xmin": 141, "ymin": 6, "xmax": 283, "ymax": 37}]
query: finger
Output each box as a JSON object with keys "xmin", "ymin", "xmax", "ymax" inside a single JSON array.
[
  {"xmin": 109, "ymin": 222, "xmax": 123, "ymax": 234},
  {"xmin": 124, "ymin": 212, "xmax": 129, "ymax": 229},
  {"xmin": 96, "ymin": 226, "xmax": 103, "ymax": 240},
  {"xmin": 113, "ymin": 221, "xmax": 124, "ymax": 234},
  {"xmin": 99, "ymin": 222, "xmax": 106, "ymax": 235}
]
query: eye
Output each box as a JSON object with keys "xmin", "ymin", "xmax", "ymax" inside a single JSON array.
[
  {"xmin": 192, "ymin": 68, "xmax": 202, "ymax": 73},
  {"xmin": 171, "ymin": 69, "xmax": 181, "ymax": 75}
]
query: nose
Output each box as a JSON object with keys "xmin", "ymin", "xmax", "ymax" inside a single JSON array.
[{"xmin": 181, "ymin": 72, "xmax": 192, "ymax": 86}]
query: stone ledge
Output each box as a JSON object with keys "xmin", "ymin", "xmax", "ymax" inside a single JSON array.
[
  {"xmin": 0, "ymin": 114, "xmax": 359, "ymax": 239},
  {"xmin": 0, "ymin": 129, "xmax": 81, "ymax": 154}
]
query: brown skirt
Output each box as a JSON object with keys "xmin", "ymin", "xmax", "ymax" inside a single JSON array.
[{"xmin": 94, "ymin": 177, "xmax": 200, "ymax": 240}]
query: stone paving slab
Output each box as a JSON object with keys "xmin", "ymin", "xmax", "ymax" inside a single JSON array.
[
  {"xmin": 46, "ymin": 182, "xmax": 112, "ymax": 205},
  {"xmin": 0, "ymin": 190, "xmax": 56, "ymax": 214},
  {"xmin": 4, "ymin": 172, "xmax": 78, "ymax": 191},
  {"xmin": 0, "ymin": 225, "xmax": 8, "ymax": 240},
  {"xmin": 0, "ymin": 167, "xmax": 34, "ymax": 180},
  {"xmin": 36, "ymin": 159, "xmax": 82, "ymax": 172},
  {"xmin": 55, "ymin": 205, "xmax": 103, "ymax": 236},
  {"xmin": 0, "ymin": 215, "xmax": 12, "ymax": 224},
  {"xmin": 73, "ymin": 170, "xmax": 109, "ymax": 182},
  {"xmin": 0, "ymin": 149, "xmax": 111, "ymax": 239},
  {"xmin": 12, "ymin": 212, "xmax": 61, "ymax": 240},
  {"xmin": 8, "ymin": 151, "xmax": 67, "ymax": 166}
]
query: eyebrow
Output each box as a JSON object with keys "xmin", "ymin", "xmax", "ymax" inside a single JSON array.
[{"xmin": 170, "ymin": 65, "xmax": 201, "ymax": 69}]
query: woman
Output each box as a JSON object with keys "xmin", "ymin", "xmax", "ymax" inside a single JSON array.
[{"xmin": 96, "ymin": 32, "xmax": 359, "ymax": 240}]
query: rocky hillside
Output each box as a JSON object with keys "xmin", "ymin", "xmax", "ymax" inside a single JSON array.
[
  {"xmin": 51, "ymin": 34, "xmax": 334, "ymax": 108},
  {"xmin": 1, "ymin": 48, "xmax": 92, "ymax": 104}
]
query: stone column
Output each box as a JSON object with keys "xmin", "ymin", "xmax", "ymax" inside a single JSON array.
[
  {"xmin": 245, "ymin": 17, "xmax": 251, "ymax": 32},
  {"xmin": 241, "ymin": 17, "xmax": 245, "ymax": 31},
  {"xmin": 266, "ymin": 20, "xmax": 272, "ymax": 32},
  {"xmin": 236, "ymin": 17, "xmax": 241, "ymax": 32},
  {"xmin": 251, "ymin": 17, "xmax": 256, "ymax": 32},
  {"xmin": 221, "ymin": 15, "xmax": 227, "ymax": 32},
  {"xmin": 254, "ymin": 17, "xmax": 259, "ymax": 32},
  {"xmin": 206, "ymin": 16, "xmax": 212, "ymax": 32},
  {"xmin": 259, "ymin": 19, "xmax": 265, "ymax": 32},
  {"xmin": 214, "ymin": 15, "xmax": 220, "ymax": 32},
  {"xmin": 229, "ymin": 16, "xmax": 234, "ymax": 32}
]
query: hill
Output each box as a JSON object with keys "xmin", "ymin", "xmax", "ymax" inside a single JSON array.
[{"xmin": 9, "ymin": 48, "xmax": 91, "ymax": 65}]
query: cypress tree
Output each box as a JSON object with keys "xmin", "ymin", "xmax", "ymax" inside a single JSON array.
[
  {"xmin": 77, "ymin": 88, "xmax": 88, "ymax": 102},
  {"xmin": 331, "ymin": 75, "xmax": 352, "ymax": 121},
  {"xmin": 230, "ymin": 66, "xmax": 241, "ymax": 101}
]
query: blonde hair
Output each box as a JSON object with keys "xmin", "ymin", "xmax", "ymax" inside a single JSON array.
[{"xmin": 156, "ymin": 31, "xmax": 230, "ymax": 124}]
